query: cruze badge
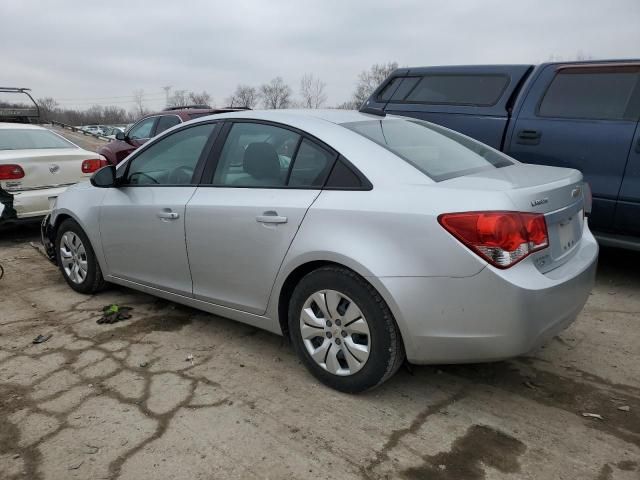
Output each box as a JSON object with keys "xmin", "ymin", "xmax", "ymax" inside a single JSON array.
[
  {"xmin": 49, "ymin": 164, "xmax": 60, "ymax": 174},
  {"xmin": 531, "ymin": 198, "xmax": 548, "ymax": 207},
  {"xmin": 571, "ymin": 186, "xmax": 581, "ymax": 198}
]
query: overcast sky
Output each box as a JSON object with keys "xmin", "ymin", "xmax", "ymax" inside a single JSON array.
[{"xmin": 2, "ymin": 0, "xmax": 639, "ymax": 111}]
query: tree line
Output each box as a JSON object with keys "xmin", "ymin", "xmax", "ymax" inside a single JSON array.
[{"xmin": 34, "ymin": 63, "xmax": 398, "ymax": 125}]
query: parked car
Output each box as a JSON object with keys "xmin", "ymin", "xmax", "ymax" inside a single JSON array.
[
  {"xmin": 363, "ymin": 60, "xmax": 640, "ymax": 249},
  {"xmin": 0, "ymin": 123, "xmax": 106, "ymax": 223},
  {"xmin": 103, "ymin": 126, "xmax": 125, "ymax": 139},
  {"xmin": 42, "ymin": 109, "xmax": 597, "ymax": 392},
  {"xmin": 82, "ymin": 125, "xmax": 105, "ymax": 136},
  {"xmin": 98, "ymin": 105, "xmax": 247, "ymax": 165}
]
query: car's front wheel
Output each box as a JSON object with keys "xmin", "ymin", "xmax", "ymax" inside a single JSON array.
[
  {"xmin": 55, "ymin": 218, "xmax": 106, "ymax": 294},
  {"xmin": 288, "ymin": 266, "xmax": 404, "ymax": 393}
]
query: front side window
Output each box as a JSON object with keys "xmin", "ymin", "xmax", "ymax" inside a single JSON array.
[
  {"xmin": 125, "ymin": 123, "xmax": 216, "ymax": 185},
  {"xmin": 0, "ymin": 129, "xmax": 76, "ymax": 150},
  {"xmin": 213, "ymin": 122, "xmax": 300, "ymax": 187},
  {"xmin": 155, "ymin": 115, "xmax": 181, "ymax": 135},
  {"xmin": 128, "ymin": 117, "xmax": 156, "ymax": 140},
  {"xmin": 539, "ymin": 69, "xmax": 640, "ymax": 121},
  {"xmin": 343, "ymin": 119, "xmax": 513, "ymax": 182}
]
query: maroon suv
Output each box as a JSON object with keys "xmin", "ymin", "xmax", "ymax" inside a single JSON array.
[{"xmin": 98, "ymin": 105, "xmax": 246, "ymax": 165}]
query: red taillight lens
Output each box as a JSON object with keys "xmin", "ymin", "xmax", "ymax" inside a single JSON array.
[
  {"xmin": 81, "ymin": 159, "xmax": 107, "ymax": 174},
  {"xmin": 438, "ymin": 211, "xmax": 549, "ymax": 268},
  {"xmin": 0, "ymin": 164, "xmax": 25, "ymax": 180}
]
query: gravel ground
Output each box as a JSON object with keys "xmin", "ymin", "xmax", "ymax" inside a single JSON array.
[{"xmin": 0, "ymin": 224, "xmax": 638, "ymax": 480}]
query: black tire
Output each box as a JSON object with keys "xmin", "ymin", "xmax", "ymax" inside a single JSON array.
[
  {"xmin": 55, "ymin": 218, "xmax": 106, "ymax": 294},
  {"xmin": 288, "ymin": 266, "xmax": 405, "ymax": 393}
]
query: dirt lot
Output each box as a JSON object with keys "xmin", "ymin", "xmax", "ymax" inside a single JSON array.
[{"xmin": 1, "ymin": 224, "xmax": 639, "ymax": 480}]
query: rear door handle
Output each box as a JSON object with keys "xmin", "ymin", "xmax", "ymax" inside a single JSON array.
[
  {"xmin": 157, "ymin": 209, "xmax": 179, "ymax": 220},
  {"xmin": 256, "ymin": 211, "xmax": 288, "ymax": 224},
  {"xmin": 517, "ymin": 129, "xmax": 542, "ymax": 145}
]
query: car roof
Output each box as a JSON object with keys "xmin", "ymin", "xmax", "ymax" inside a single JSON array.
[
  {"xmin": 194, "ymin": 108, "xmax": 390, "ymax": 126},
  {"xmin": 0, "ymin": 122, "xmax": 45, "ymax": 130}
]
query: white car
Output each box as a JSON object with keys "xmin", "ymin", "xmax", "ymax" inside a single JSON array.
[{"xmin": 0, "ymin": 123, "xmax": 107, "ymax": 222}]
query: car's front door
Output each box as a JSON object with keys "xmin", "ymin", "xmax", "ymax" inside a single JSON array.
[
  {"xmin": 185, "ymin": 121, "xmax": 336, "ymax": 314},
  {"xmin": 99, "ymin": 122, "xmax": 218, "ymax": 295}
]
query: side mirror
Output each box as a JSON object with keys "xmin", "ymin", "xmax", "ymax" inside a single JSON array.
[
  {"xmin": 90, "ymin": 165, "xmax": 117, "ymax": 188},
  {"xmin": 115, "ymin": 131, "xmax": 126, "ymax": 141}
]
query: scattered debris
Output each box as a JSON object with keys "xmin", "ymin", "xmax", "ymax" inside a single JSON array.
[
  {"xmin": 139, "ymin": 361, "xmax": 149, "ymax": 368},
  {"xmin": 186, "ymin": 354, "xmax": 194, "ymax": 366},
  {"xmin": 83, "ymin": 444, "xmax": 100, "ymax": 454},
  {"xmin": 97, "ymin": 304, "xmax": 133, "ymax": 324},
  {"xmin": 68, "ymin": 460, "xmax": 84, "ymax": 470},
  {"xmin": 32, "ymin": 334, "xmax": 52, "ymax": 344},
  {"xmin": 523, "ymin": 380, "xmax": 539, "ymax": 390},
  {"xmin": 617, "ymin": 405, "xmax": 630, "ymax": 412},
  {"xmin": 582, "ymin": 413, "xmax": 604, "ymax": 420},
  {"xmin": 12, "ymin": 454, "xmax": 20, "ymax": 459}
]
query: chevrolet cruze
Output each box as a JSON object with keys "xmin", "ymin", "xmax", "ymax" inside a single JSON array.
[{"xmin": 42, "ymin": 109, "xmax": 598, "ymax": 392}]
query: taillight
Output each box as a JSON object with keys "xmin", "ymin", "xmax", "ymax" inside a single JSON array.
[
  {"xmin": 81, "ymin": 158, "xmax": 107, "ymax": 174},
  {"xmin": 0, "ymin": 164, "xmax": 25, "ymax": 180},
  {"xmin": 438, "ymin": 211, "xmax": 549, "ymax": 268}
]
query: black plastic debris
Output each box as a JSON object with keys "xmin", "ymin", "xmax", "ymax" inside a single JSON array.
[
  {"xmin": 32, "ymin": 334, "xmax": 52, "ymax": 344},
  {"xmin": 97, "ymin": 304, "xmax": 133, "ymax": 324}
]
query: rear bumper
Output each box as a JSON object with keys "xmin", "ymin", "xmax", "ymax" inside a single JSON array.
[
  {"xmin": 378, "ymin": 226, "xmax": 599, "ymax": 364},
  {"xmin": 7, "ymin": 185, "xmax": 69, "ymax": 219}
]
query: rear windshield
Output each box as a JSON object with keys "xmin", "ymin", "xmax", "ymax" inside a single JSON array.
[
  {"xmin": 342, "ymin": 119, "xmax": 513, "ymax": 181},
  {"xmin": 0, "ymin": 129, "xmax": 76, "ymax": 150}
]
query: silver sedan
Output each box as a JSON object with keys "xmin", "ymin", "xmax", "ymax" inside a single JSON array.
[{"xmin": 41, "ymin": 109, "xmax": 598, "ymax": 392}]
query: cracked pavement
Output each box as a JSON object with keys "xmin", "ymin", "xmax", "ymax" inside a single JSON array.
[{"xmin": 1, "ymin": 224, "xmax": 639, "ymax": 479}]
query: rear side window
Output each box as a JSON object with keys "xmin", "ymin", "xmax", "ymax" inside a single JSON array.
[
  {"xmin": 400, "ymin": 74, "xmax": 509, "ymax": 106},
  {"xmin": 155, "ymin": 115, "xmax": 181, "ymax": 135},
  {"xmin": 538, "ymin": 69, "xmax": 640, "ymax": 121},
  {"xmin": 288, "ymin": 139, "xmax": 335, "ymax": 187},
  {"xmin": 325, "ymin": 158, "xmax": 367, "ymax": 189},
  {"xmin": 377, "ymin": 77, "xmax": 403, "ymax": 102},
  {"xmin": 343, "ymin": 119, "xmax": 513, "ymax": 182}
]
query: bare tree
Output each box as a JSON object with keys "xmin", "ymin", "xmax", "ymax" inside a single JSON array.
[
  {"xmin": 260, "ymin": 77, "xmax": 292, "ymax": 109},
  {"xmin": 340, "ymin": 62, "xmax": 398, "ymax": 109},
  {"xmin": 36, "ymin": 97, "xmax": 59, "ymax": 119},
  {"xmin": 188, "ymin": 90, "xmax": 212, "ymax": 106},
  {"xmin": 168, "ymin": 89, "xmax": 189, "ymax": 108},
  {"xmin": 132, "ymin": 89, "xmax": 147, "ymax": 116},
  {"xmin": 226, "ymin": 84, "xmax": 259, "ymax": 108},
  {"xmin": 299, "ymin": 74, "xmax": 327, "ymax": 109}
]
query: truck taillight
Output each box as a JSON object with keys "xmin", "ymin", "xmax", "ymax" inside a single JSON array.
[
  {"xmin": 438, "ymin": 211, "xmax": 549, "ymax": 268},
  {"xmin": 0, "ymin": 164, "xmax": 25, "ymax": 180},
  {"xmin": 81, "ymin": 159, "xmax": 107, "ymax": 174}
]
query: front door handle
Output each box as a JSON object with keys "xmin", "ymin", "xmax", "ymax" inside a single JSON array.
[
  {"xmin": 157, "ymin": 209, "xmax": 179, "ymax": 220},
  {"xmin": 256, "ymin": 211, "xmax": 288, "ymax": 224}
]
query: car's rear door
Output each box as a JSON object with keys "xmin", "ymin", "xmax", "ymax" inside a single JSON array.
[
  {"xmin": 505, "ymin": 63, "xmax": 640, "ymax": 232},
  {"xmin": 369, "ymin": 65, "xmax": 532, "ymax": 149},
  {"xmin": 185, "ymin": 120, "xmax": 336, "ymax": 315},
  {"xmin": 99, "ymin": 122, "xmax": 219, "ymax": 295},
  {"xmin": 614, "ymin": 119, "xmax": 640, "ymax": 236}
]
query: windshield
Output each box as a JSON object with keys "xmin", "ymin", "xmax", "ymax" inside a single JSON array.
[
  {"xmin": 0, "ymin": 129, "xmax": 76, "ymax": 150},
  {"xmin": 342, "ymin": 119, "xmax": 513, "ymax": 181}
]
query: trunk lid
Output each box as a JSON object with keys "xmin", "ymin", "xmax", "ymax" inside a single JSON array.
[
  {"xmin": 440, "ymin": 163, "xmax": 586, "ymax": 271},
  {"xmin": 0, "ymin": 148, "xmax": 97, "ymax": 192}
]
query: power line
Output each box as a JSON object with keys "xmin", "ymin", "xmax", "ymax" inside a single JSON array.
[{"xmin": 55, "ymin": 91, "xmax": 167, "ymax": 101}]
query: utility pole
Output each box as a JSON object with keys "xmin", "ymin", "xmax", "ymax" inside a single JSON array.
[{"xmin": 162, "ymin": 86, "xmax": 172, "ymax": 108}]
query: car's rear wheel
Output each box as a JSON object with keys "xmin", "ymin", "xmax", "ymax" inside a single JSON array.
[
  {"xmin": 288, "ymin": 266, "xmax": 404, "ymax": 393},
  {"xmin": 55, "ymin": 218, "xmax": 105, "ymax": 294}
]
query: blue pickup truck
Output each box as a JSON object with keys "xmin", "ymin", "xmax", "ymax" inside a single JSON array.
[{"xmin": 363, "ymin": 60, "xmax": 640, "ymax": 249}]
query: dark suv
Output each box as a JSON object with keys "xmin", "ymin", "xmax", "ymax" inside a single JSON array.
[{"xmin": 98, "ymin": 105, "xmax": 246, "ymax": 165}]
